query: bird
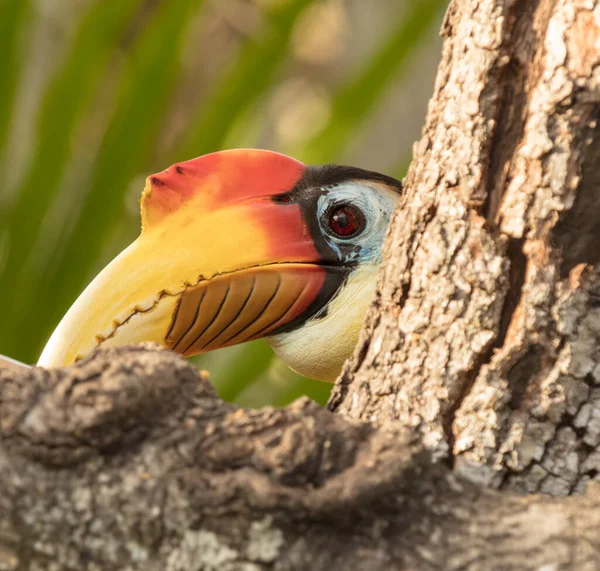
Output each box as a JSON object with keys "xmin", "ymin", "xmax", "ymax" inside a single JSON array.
[{"xmin": 26, "ymin": 149, "xmax": 400, "ymax": 381}]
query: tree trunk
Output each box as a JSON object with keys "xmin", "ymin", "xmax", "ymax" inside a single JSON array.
[
  {"xmin": 2, "ymin": 0, "xmax": 600, "ymax": 569},
  {"xmin": 330, "ymin": 0, "xmax": 600, "ymax": 496}
]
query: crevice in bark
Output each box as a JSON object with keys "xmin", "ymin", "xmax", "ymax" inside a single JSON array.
[
  {"xmin": 507, "ymin": 343, "xmax": 543, "ymax": 410},
  {"xmin": 486, "ymin": 4, "xmax": 540, "ymax": 221},
  {"xmin": 555, "ymin": 105, "xmax": 600, "ymax": 277},
  {"xmin": 483, "ymin": 0, "xmax": 549, "ymax": 223},
  {"xmin": 495, "ymin": 238, "xmax": 527, "ymax": 351},
  {"xmin": 443, "ymin": 358, "xmax": 490, "ymax": 468}
]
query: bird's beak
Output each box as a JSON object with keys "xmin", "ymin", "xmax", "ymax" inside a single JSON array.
[
  {"xmin": 0, "ymin": 353, "xmax": 30, "ymax": 370},
  {"xmin": 39, "ymin": 149, "xmax": 342, "ymax": 367}
]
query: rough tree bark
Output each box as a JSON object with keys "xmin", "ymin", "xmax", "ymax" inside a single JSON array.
[
  {"xmin": 331, "ymin": 0, "xmax": 600, "ymax": 495},
  {"xmin": 2, "ymin": 0, "xmax": 600, "ymax": 569}
]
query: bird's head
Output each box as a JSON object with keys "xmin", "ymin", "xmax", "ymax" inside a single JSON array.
[{"xmin": 38, "ymin": 149, "xmax": 401, "ymax": 381}]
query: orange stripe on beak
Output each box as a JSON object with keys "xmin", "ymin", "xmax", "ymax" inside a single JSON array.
[{"xmin": 142, "ymin": 148, "xmax": 304, "ymax": 228}]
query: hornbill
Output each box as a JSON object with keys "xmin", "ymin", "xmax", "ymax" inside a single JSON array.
[{"xmin": 16, "ymin": 150, "xmax": 401, "ymax": 381}]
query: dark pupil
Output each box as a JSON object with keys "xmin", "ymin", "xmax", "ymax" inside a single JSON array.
[{"xmin": 330, "ymin": 206, "xmax": 359, "ymax": 237}]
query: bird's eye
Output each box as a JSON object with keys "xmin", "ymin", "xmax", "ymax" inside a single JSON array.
[{"xmin": 326, "ymin": 204, "xmax": 364, "ymax": 238}]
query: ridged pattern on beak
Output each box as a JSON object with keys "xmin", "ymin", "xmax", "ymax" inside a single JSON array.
[{"xmin": 166, "ymin": 264, "xmax": 328, "ymax": 355}]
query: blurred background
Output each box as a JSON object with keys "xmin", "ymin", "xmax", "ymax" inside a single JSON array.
[{"xmin": 0, "ymin": 0, "xmax": 446, "ymax": 407}]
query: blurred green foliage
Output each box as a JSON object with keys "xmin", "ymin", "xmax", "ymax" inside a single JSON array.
[{"xmin": 0, "ymin": 0, "xmax": 446, "ymax": 407}]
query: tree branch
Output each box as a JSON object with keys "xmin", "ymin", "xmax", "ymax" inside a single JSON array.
[{"xmin": 2, "ymin": 345, "xmax": 600, "ymax": 570}]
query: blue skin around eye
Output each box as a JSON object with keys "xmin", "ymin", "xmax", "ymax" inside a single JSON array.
[{"xmin": 317, "ymin": 181, "xmax": 399, "ymax": 265}]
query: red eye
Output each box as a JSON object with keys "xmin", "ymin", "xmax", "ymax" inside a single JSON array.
[{"xmin": 328, "ymin": 205, "xmax": 364, "ymax": 238}]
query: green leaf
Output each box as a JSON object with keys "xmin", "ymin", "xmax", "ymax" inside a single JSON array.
[
  {"xmin": 294, "ymin": 0, "xmax": 446, "ymax": 164},
  {"xmin": 10, "ymin": 0, "xmax": 203, "ymax": 360},
  {"xmin": 191, "ymin": 340, "xmax": 276, "ymax": 403},
  {"xmin": 235, "ymin": 357, "xmax": 332, "ymax": 408},
  {"xmin": 0, "ymin": 0, "xmax": 31, "ymax": 160},
  {"xmin": 1, "ymin": 0, "xmax": 444, "ymax": 410},
  {"xmin": 173, "ymin": 0, "xmax": 314, "ymax": 161},
  {"xmin": 0, "ymin": 0, "xmax": 140, "ymax": 357}
]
